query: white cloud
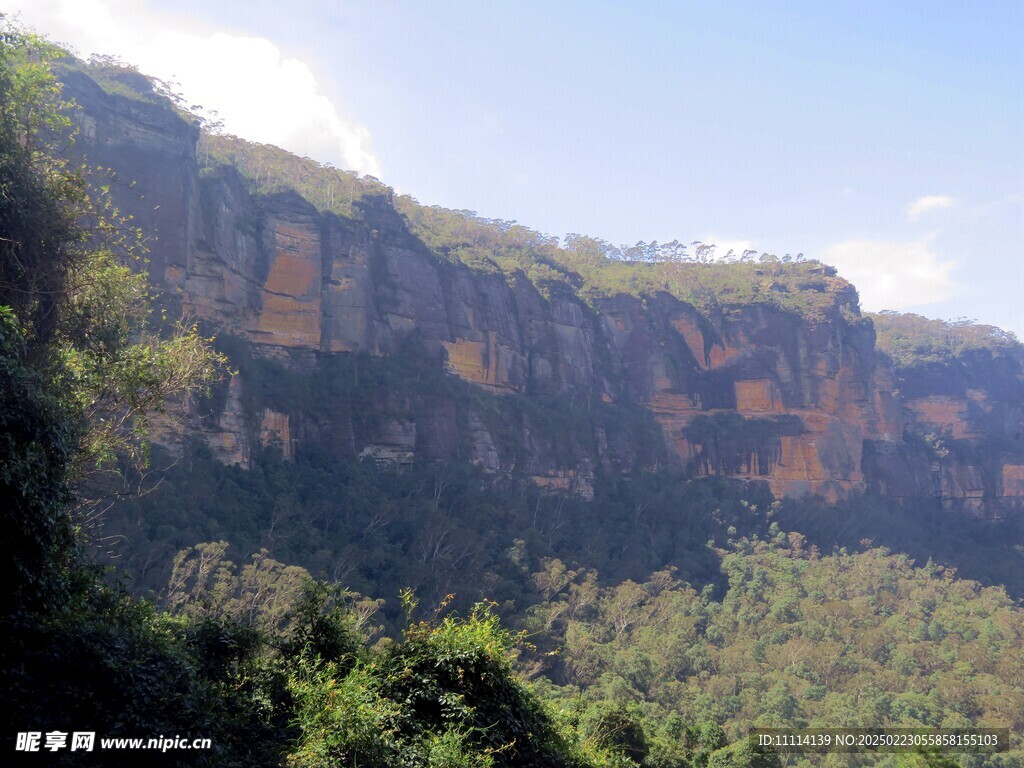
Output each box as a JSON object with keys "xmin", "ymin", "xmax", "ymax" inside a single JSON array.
[
  {"xmin": 819, "ymin": 237, "xmax": 956, "ymax": 311},
  {"xmin": 7, "ymin": 0, "xmax": 381, "ymax": 177},
  {"xmin": 907, "ymin": 195, "xmax": 955, "ymax": 221},
  {"xmin": 701, "ymin": 236, "xmax": 756, "ymax": 260}
]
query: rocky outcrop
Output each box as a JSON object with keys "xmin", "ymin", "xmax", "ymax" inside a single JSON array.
[
  {"xmin": 64, "ymin": 67, "xmax": 1024, "ymax": 512},
  {"xmin": 863, "ymin": 350, "xmax": 1024, "ymax": 514},
  {"xmin": 592, "ymin": 293, "xmax": 908, "ymax": 501}
]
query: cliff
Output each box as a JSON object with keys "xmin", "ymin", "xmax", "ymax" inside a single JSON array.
[{"xmin": 60, "ymin": 64, "xmax": 1024, "ymax": 514}]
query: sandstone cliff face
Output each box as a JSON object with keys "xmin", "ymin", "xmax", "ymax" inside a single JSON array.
[
  {"xmin": 593, "ymin": 293, "xmax": 906, "ymax": 501},
  {"xmin": 65, "ymin": 69, "xmax": 1024, "ymax": 511},
  {"xmin": 863, "ymin": 350, "xmax": 1024, "ymax": 514}
]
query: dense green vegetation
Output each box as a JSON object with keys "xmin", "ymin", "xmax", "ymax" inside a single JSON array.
[
  {"xmin": 200, "ymin": 130, "xmax": 393, "ymax": 218},
  {"xmin": 557, "ymin": 234, "xmax": 859, "ymax": 322},
  {"xmin": 530, "ymin": 535, "xmax": 1024, "ymax": 742},
  {"xmin": 870, "ymin": 312, "xmax": 1021, "ymax": 371},
  {"xmin": 104, "ymin": 446, "xmax": 745, "ymax": 619},
  {"xmin": 107, "ymin": 449, "xmax": 1024, "ymax": 766}
]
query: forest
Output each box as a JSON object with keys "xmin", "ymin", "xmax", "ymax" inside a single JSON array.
[{"xmin": 2, "ymin": 19, "xmax": 1024, "ymax": 768}]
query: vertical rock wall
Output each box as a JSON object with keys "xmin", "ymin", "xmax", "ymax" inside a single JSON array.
[{"xmin": 63, "ymin": 67, "xmax": 1024, "ymax": 511}]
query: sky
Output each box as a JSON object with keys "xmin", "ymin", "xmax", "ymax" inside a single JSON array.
[{"xmin": 7, "ymin": 0, "xmax": 1023, "ymax": 336}]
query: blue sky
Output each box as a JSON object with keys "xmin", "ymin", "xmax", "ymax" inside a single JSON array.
[{"xmin": 11, "ymin": 1, "xmax": 1023, "ymax": 336}]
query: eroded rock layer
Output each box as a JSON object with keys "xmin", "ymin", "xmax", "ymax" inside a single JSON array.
[{"xmin": 63, "ymin": 68, "xmax": 1024, "ymax": 513}]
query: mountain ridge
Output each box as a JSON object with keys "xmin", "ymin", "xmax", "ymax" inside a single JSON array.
[{"xmin": 58, "ymin": 57, "xmax": 1024, "ymax": 516}]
